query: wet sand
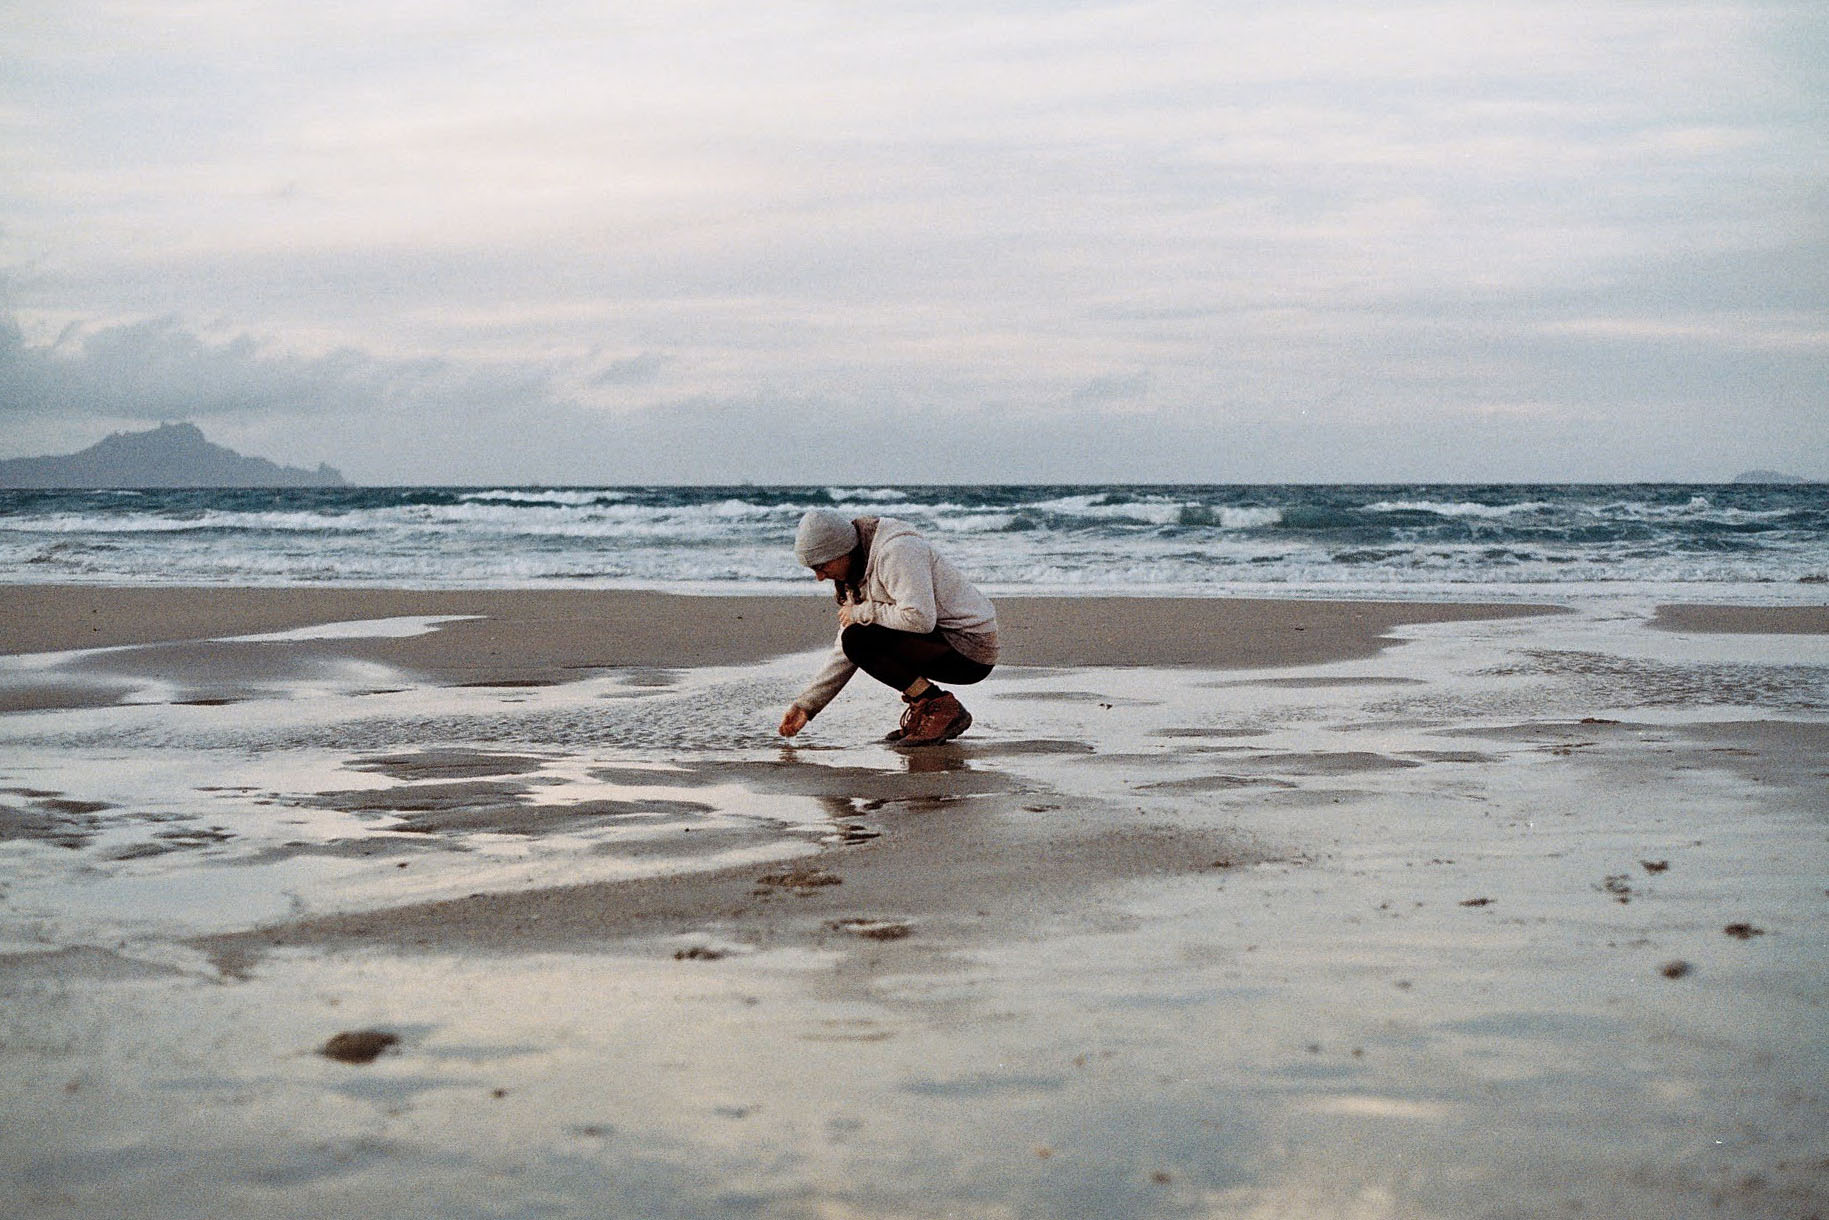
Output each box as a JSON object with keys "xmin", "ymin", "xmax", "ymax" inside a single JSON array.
[
  {"xmin": 0, "ymin": 585, "xmax": 1562, "ymax": 680},
  {"xmin": 2, "ymin": 588, "xmax": 1826, "ymax": 1219},
  {"xmin": 1649, "ymin": 603, "xmax": 1829, "ymax": 635}
]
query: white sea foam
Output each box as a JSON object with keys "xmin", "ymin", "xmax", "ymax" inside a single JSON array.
[
  {"xmin": 460, "ymin": 489, "xmax": 630, "ymax": 506},
  {"xmin": 824, "ymin": 487, "xmax": 909, "ymax": 503},
  {"xmin": 1212, "ymin": 506, "xmax": 1284, "ymax": 529},
  {"xmin": 928, "ymin": 512, "xmax": 1019, "ymax": 532},
  {"xmin": 1025, "ymin": 494, "xmax": 1192, "ymax": 526},
  {"xmin": 1362, "ymin": 499, "xmax": 1554, "ymax": 518},
  {"xmin": 3, "ymin": 484, "xmax": 1822, "ymax": 602}
]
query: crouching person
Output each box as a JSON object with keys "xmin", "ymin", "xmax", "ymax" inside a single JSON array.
[{"xmin": 777, "ymin": 509, "xmax": 998, "ymax": 746}]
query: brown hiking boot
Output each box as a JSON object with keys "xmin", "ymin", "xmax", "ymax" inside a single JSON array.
[
  {"xmin": 882, "ymin": 699, "xmax": 922, "ymax": 743},
  {"xmin": 896, "ymin": 691, "xmax": 972, "ymax": 747}
]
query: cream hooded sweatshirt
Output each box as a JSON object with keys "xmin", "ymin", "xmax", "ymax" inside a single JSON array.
[{"xmin": 792, "ymin": 517, "xmax": 998, "ymax": 716}]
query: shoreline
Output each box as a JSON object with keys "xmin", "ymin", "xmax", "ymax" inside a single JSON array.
[
  {"xmin": 7, "ymin": 587, "xmax": 1821, "ymax": 670},
  {"xmin": 0, "ymin": 586, "xmax": 1573, "ymax": 688},
  {"xmin": 6, "ymin": 585, "xmax": 1824, "ymax": 693},
  {"xmin": 3, "ymin": 584, "xmax": 1826, "ymax": 1217},
  {"xmin": 7, "ymin": 584, "xmax": 1824, "ymax": 718},
  {"xmin": 0, "ymin": 583, "xmax": 1569, "ymax": 662}
]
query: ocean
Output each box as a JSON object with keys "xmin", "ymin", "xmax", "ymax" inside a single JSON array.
[{"xmin": 3, "ymin": 484, "xmax": 1826, "ymax": 603}]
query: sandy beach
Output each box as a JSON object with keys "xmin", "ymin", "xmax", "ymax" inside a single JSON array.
[{"xmin": 2, "ymin": 586, "xmax": 1826, "ymax": 1219}]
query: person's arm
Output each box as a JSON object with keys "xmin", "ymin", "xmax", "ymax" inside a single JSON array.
[
  {"xmin": 779, "ymin": 632, "xmax": 856, "ymax": 734},
  {"xmin": 843, "ymin": 538, "xmax": 937, "ymax": 634}
]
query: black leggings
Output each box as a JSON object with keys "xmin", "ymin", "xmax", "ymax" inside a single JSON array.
[{"xmin": 841, "ymin": 624, "xmax": 993, "ymax": 694}]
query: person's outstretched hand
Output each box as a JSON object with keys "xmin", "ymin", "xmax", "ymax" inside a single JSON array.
[{"xmin": 778, "ymin": 705, "xmax": 809, "ymax": 737}]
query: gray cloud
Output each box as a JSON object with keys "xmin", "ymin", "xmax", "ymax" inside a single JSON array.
[
  {"xmin": 2, "ymin": 1, "xmax": 1825, "ymax": 480},
  {"xmin": 3, "ymin": 314, "xmax": 370, "ymax": 421},
  {"xmin": 589, "ymin": 353, "xmax": 667, "ymax": 387},
  {"xmin": 2, "ymin": 306, "xmax": 1820, "ymax": 484}
]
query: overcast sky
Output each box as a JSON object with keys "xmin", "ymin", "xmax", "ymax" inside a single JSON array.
[{"xmin": 3, "ymin": 1, "xmax": 1825, "ymax": 483}]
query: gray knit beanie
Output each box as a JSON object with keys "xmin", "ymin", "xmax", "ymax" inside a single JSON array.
[{"xmin": 793, "ymin": 509, "xmax": 857, "ymax": 568}]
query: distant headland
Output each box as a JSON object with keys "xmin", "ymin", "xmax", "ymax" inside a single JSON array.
[
  {"xmin": 1732, "ymin": 470, "xmax": 1813, "ymax": 485},
  {"xmin": 0, "ymin": 423, "xmax": 347, "ymax": 489}
]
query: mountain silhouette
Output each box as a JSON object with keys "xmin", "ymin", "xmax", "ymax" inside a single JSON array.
[{"xmin": 0, "ymin": 423, "xmax": 347, "ymax": 489}]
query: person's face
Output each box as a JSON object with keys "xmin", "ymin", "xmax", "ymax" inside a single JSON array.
[{"xmin": 812, "ymin": 554, "xmax": 852, "ymax": 583}]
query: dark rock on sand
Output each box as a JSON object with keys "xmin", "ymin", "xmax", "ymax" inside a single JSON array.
[
  {"xmin": 674, "ymin": 946, "xmax": 727, "ymax": 960},
  {"xmin": 830, "ymin": 919, "xmax": 912, "ymax": 941},
  {"xmin": 755, "ymin": 867, "xmax": 843, "ymax": 895},
  {"xmin": 319, "ymin": 1030, "xmax": 399, "ymax": 1064}
]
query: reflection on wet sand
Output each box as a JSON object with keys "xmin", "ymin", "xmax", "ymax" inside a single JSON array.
[{"xmin": 2, "ymin": 605, "xmax": 1827, "ymax": 1219}]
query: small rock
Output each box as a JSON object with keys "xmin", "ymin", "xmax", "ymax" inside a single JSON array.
[
  {"xmin": 674, "ymin": 946, "xmax": 727, "ymax": 961},
  {"xmin": 830, "ymin": 919, "xmax": 911, "ymax": 941},
  {"xmin": 1660, "ymin": 960, "xmax": 1692, "ymax": 979},
  {"xmin": 1723, "ymin": 923, "xmax": 1766, "ymax": 940},
  {"xmin": 1459, "ymin": 897, "xmax": 1494, "ymax": 907},
  {"xmin": 1640, "ymin": 860, "xmax": 1670, "ymax": 874},
  {"xmin": 754, "ymin": 867, "xmax": 842, "ymax": 894},
  {"xmin": 319, "ymin": 1030, "xmax": 398, "ymax": 1064}
]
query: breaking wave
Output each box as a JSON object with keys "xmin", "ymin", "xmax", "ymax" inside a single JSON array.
[{"xmin": 3, "ymin": 483, "xmax": 1824, "ymax": 601}]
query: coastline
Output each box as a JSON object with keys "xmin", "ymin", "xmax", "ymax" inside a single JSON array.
[
  {"xmin": 3, "ymin": 584, "xmax": 1825, "ymax": 1218},
  {"xmin": 2, "ymin": 584, "xmax": 1577, "ymax": 672},
  {"xmin": 9, "ymin": 586, "xmax": 1821, "ymax": 676}
]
